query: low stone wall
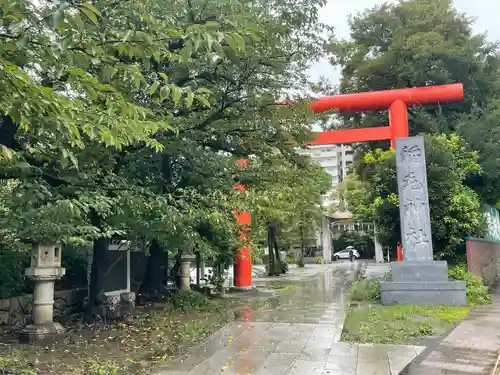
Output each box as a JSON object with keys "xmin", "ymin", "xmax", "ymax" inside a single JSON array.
[
  {"xmin": 466, "ymin": 237, "xmax": 500, "ymax": 286},
  {"xmin": 0, "ymin": 288, "xmax": 86, "ymax": 327}
]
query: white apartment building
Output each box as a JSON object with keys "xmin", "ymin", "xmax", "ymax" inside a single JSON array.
[{"xmin": 297, "ymin": 144, "xmax": 354, "ymax": 207}]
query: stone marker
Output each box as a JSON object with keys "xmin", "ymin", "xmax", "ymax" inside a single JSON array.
[
  {"xmin": 20, "ymin": 244, "xmax": 66, "ymax": 343},
  {"xmin": 374, "ymin": 223, "xmax": 384, "ymax": 263},
  {"xmin": 380, "ymin": 136, "xmax": 466, "ymax": 305},
  {"xmin": 179, "ymin": 254, "xmax": 195, "ymax": 291},
  {"xmin": 321, "ymin": 216, "xmax": 332, "ymax": 263}
]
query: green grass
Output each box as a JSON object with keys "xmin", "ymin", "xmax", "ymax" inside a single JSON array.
[
  {"xmin": 342, "ymin": 303, "xmax": 471, "ymax": 344},
  {"xmin": 341, "ymin": 266, "xmax": 488, "ymax": 344},
  {"xmin": 349, "ymin": 280, "xmax": 380, "ymax": 302}
]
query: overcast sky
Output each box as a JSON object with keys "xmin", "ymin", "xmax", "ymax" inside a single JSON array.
[{"xmin": 308, "ymin": 0, "xmax": 500, "ymax": 84}]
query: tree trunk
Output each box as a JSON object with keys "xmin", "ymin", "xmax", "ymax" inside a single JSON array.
[
  {"xmin": 267, "ymin": 223, "xmax": 281, "ymax": 275},
  {"xmin": 195, "ymin": 252, "xmax": 201, "ymax": 286},
  {"xmin": 273, "ymin": 238, "xmax": 282, "ymax": 273},
  {"xmin": 87, "ymin": 236, "xmax": 109, "ymax": 316},
  {"xmin": 139, "ymin": 240, "xmax": 167, "ymax": 297},
  {"xmin": 0, "ymin": 116, "xmax": 19, "ymax": 149},
  {"xmin": 267, "ymin": 224, "xmax": 275, "ymax": 276},
  {"xmin": 299, "ymin": 225, "xmax": 305, "ymax": 265}
]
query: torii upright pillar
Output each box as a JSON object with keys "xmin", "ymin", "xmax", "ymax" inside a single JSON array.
[{"xmin": 233, "ymin": 83, "xmax": 464, "ymax": 288}]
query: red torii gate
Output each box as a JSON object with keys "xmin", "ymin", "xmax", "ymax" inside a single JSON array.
[{"xmin": 233, "ymin": 83, "xmax": 464, "ymax": 289}]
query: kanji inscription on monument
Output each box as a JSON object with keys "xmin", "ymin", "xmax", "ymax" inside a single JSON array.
[{"xmin": 396, "ymin": 136, "xmax": 433, "ymax": 261}]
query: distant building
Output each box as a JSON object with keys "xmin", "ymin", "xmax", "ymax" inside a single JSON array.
[{"xmin": 297, "ymin": 144, "xmax": 354, "ymax": 207}]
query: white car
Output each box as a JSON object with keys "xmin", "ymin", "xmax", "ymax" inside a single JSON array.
[{"xmin": 333, "ymin": 247, "xmax": 360, "ymax": 260}]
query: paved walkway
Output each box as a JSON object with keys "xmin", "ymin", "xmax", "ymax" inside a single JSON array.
[
  {"xmin": 160, "ymin": 262, "xmax": 423, "ymax": 375},
  {"xmin": 405, "ymin": 294, "xmax": 500, "ymax": 375}
]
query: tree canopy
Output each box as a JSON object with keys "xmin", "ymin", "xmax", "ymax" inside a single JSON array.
[
  {"xmin": 327, "ymin": 0, "xmax": 500, "ymax": 260},
  {"xmin": 327, "ymin": 0, "xmax": 500, "ymax": 136},
  {"xmin": 0, "ymin": 0, "xmax": 332, "ymax": 303}
]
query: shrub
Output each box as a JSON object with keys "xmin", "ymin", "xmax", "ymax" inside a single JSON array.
[
  {"xmin": 171, "ymin": 291, "xmax": 213, "ymax": 312},
  {"xmin": 252, "ymin": 247, "xmax": 264, "ymax": 265},
  {"xmin": 448, "ymin": 265, "xmax": 491, "ymax": 306},
  {"xmin": 57, "ymin": 244, "xmax": 89, "ymax": 290},
  {"xmin": 263, "ymin": 256, "xmax": 289, "ymax": 275},
  {"xmin": 314, "ymin": 256, "xmax": 323, "ymax": 264},
  {"xmin": 381, "ymin": 272, "xmax": 392, "ymax": 281},
  {"xmin": 286, "ymin": 254, "xmax": 297, "ymax": 263},
  {"xmin": 280, "ymin": 261, "xmax": 289, "ymax": 274},
  {"xmin": 0, "ymin": 247, "xmax": 31, "ymax": 299},
  {"xmin": 349, "ymin": 280, "xmax": 381, "ymax": 302},
  {"xmin": 0, "ymin": 244, "xmax": 89, "ymax": 300}
]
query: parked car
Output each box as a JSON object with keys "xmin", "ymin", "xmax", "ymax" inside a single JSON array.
[{"xmin": 333, "ymin": 246, "xmax": 360, "ymax": 261}]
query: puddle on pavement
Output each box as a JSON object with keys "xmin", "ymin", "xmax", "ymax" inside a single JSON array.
[{"xmin": 233, "ymin": 266, "xmax": 355, "ymax": 324}]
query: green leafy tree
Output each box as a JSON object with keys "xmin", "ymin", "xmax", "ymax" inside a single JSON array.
[
  {"xmin": 0, "ymin": 0, "xmax": 241, "ymax": 161},
  {"xmin": 326, "ymin": 0, "xmax": 500, "ymax": 235},
  {"xmin": 242, "ymin": 152, "xmax": 331, "ymax": 272},
  {"xmin": 457, "ymin": 100, "xmax": 500, "ymax": 205},
  {"xmin": 0, "ymin": 0, "xmax": 332, "ymax": 305},
  {"xmin": 119, "ymin": 0, "xmax": 331, "ymax": 284},
  {"xmin": 326, "ymin": 0, "xmax": 500, "ymax": 138}
]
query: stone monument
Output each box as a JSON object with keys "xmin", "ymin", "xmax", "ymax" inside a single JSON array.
[
  {"xmin": 20, "ymin": 244, "xmax": 66, "ymax": 343},
  {"xmin": 321, "ymin": 216, "xmax": 332, "ymax": 263},
  {"xmin": 179, "ymin": 253, "xmax": 195, "ymax": 291},
  {"xmin": 374, "ymin": 223, "xmax": 385, "ymax": 263},
  {"xmin": 380, "ymin": 136, "xmax": 466, "ymax": 305}
]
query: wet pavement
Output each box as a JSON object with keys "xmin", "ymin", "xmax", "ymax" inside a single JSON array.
[
  {"xmin": 159, "ymin": 262, "xmax": 424, "ymax": 375},
  {"xmin": 405, "ymin": 294, "xmax": 500, "ymax": 375}
]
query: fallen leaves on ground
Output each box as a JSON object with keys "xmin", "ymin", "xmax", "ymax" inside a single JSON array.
[{"xmin": 0, "ymin": 298, "xmax": 243, "ymax": 375}]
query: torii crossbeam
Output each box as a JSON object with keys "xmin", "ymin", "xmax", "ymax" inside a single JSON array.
[{"xmin": 232, "ymin": 83, "xmax": 464, "ymax": 289}]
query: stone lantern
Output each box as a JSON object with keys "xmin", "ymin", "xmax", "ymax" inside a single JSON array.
[
  {"xmin": 179, "ymin": 253, "xmax": 195, "ymax": 291},
  {"xmin": 20, "ymin": 243, "xmax": 66, "ymax": 343}
]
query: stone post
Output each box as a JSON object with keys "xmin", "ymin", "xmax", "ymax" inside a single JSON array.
[
  {"xmin": 102, "ymin": 294, "xmax": 121, "ymax": 319},
  {"xmin": 374, "ymin": 223, "xmax": 384, "ymax": 263},
  {"xmin": 179, "ymin": 254, "xmax": 195, "ymax": 291},
  {"xmin": 20, "ymin": 244, "xmax": 66, "ymax": 343},
  {"xmin": 195, "ymin": 251, "xmax": 201, "ymax": 286},
  {"xmin": 321, "ymin": 216, "xmax": 332, "ymax": 263},
  {"xmin": 120, "ymin": 292, "xmax": 136, "ymax": 315},
  {"xmin": 374, "ymin": 237, "xmax": 384, "ymax": 263},
  {"xmin": 380, "ymin": 136, "xmax": 466, "ymax": 305}
]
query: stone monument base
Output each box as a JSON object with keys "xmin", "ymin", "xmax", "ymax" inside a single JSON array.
[
  {"xmin": 380, "ymin": 261, "xmax": 466, "ymax": 306},
  {"xmin": 390, "ymin": 261, "xmax": 449, "ymax": 281},
  {"xmin": 380, "ymin": 280, "xmax": 466, "ymax": 305},
  {"xmin": 19, "ymin": 322, "xmax": 65, "ymax": 344}
]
